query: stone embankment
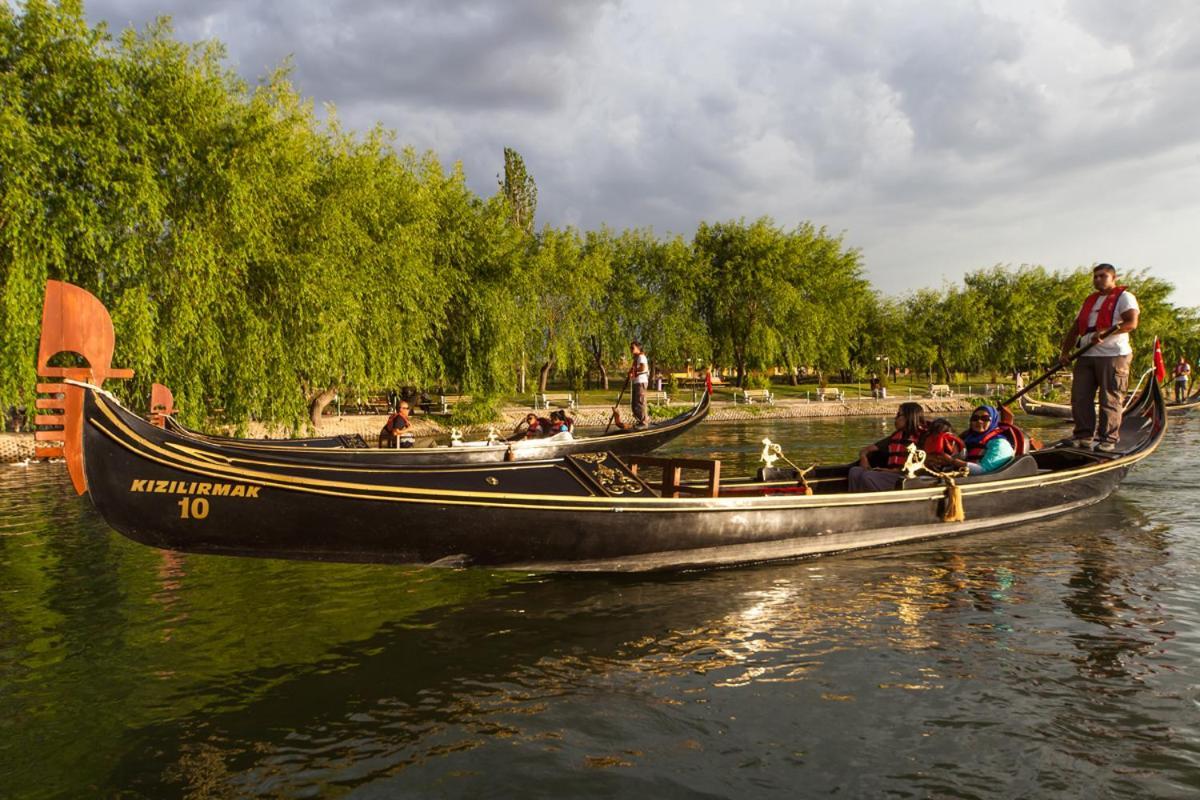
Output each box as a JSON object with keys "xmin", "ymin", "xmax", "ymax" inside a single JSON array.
[{"xmin": 2, "ymin": 395, "xmax": 978, "ymax": 463}]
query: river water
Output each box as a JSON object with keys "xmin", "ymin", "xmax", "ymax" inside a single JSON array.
[{"xmin": 2, "ymin": 413, "xmax": 1198, "ymax": 798}]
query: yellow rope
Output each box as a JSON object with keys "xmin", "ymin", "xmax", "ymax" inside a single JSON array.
[
  {"xmin": 767, "ymin": 444, "xmax": 816, "ymax": 495},
  {"xmin": 918, "ymin": 463, "xmax": 969, "ymax": 522}
]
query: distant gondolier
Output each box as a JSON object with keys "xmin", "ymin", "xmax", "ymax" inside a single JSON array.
[
  {"xmin": 1058, "ymin": 263, "xmax": 1139, "ymax": 451},
  {"xmin": 629, "ymin": 340, "xmax": 649, "ymax": 428},
  {"xmin": 1173, "ymin": 356, "xmax": 1191, "ymax": 403}
]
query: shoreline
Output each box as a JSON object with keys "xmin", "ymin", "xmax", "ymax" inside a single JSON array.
[{"xmin": 1, "ymin": 395, "xmax": 978, "ymax": 464}]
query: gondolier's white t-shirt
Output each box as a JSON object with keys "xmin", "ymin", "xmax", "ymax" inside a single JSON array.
[
  {"xmin": 1079, "ymin": 290, "xmax": 1138, "ymax": 357},
  {"xmin": 634, "ymin": 354, "xmax": 649, "ymax": 385}
]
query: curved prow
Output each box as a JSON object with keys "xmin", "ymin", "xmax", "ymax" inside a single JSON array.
[
  {"xmin": 35, "ymin": 280, "xmax": 133, "ymax": 493},
  {"xmin": 150, "ymin": 383, "xmax": 175, "ymax": 428}
]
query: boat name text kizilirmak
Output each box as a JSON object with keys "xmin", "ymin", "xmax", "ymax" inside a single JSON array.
[{"xmin": 130, "ymin": 479, "xmax": 261, "ymax": 498}]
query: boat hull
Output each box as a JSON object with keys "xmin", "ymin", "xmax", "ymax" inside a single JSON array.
[
  {"xmin": 80, "ymin": 381, "xmax": 1161, "ymax": 571},
  {"xmin": 157, "ymin": 392, "xmax": 710, "ymax": 466}
]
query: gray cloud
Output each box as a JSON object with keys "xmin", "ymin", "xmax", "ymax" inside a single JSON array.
[{"xmin": 79, "ymin": 0, "xmax": 1200, "ymax": 300}]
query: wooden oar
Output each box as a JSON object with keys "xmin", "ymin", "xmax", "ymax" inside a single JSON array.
[
  {"xmin": 1001, "ymin": 324, "xmax": 1120, "ymax": 408},
  {"xmin": 604, "ymin": 374, "xmax": 633, "ymax": 434}
]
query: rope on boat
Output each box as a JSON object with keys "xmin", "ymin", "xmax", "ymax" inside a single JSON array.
[{"xmin": 759, "ymin": 438, "xmax": 815, "ymax": 495}]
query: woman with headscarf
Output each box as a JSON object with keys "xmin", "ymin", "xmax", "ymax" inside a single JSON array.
[{"xmin": 956, "ymin": 405, "xmax": 1015, "ymax": 475}]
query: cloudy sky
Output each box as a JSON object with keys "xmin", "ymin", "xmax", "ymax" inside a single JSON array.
[{"xmin": 84, "ymin": 0, "xmax": 1200, "ymax": 302}]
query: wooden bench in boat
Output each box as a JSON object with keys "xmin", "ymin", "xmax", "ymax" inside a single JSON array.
[{"xmin": 626, "ymin": 455, "xmax": 721, "ymax": 498}]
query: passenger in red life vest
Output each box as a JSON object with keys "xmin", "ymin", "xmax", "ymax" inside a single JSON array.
[
  {"xmin": 920, "ymin": 417, "xmax": 965, "ymax": 470},
  {"xmin": 847, "ymin": 401, "xmax": 926, "ymax": 492},
  {"xmin": 1058, "ymin": 263, "xmax": 1139, "ymax": 451},
  {"xmin": 957, "ymin": 405, "xmax": 1015, "ymax": 475},
  {"xmin": 514, "ymin": 413, "xmax": 553, "ymax": 439},
  {"xmin": 548, "ymin": 409, "xmax": 574, "ymax": 436},
  {"xmin": 378, "ymin": 401, "xmax": 415, "ymax": 448}
]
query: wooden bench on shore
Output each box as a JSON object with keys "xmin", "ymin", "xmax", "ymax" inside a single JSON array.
[
  {"xmin": 436, "ymin": 394, "xmax": 471, "ymax": 414},
  {"xmin": 533, "ymin": 392, "xmax": 576, "ymax": 410},
  {"xmin": 815, "ymin": 387, "xmax": 844, "ymax": 402},
  {"xmin": 652, "ymin": 390, "xmax": 671, "ymax": 406},
  {"xmin": 735, "ymin": 388, "xmax": 775, "ymax": 405},
  {"xmin": 355, "ymin": 394, "xmax": 394, "ymax": 414},
  {"xmin": 928, "ymin": 384, "xmax": 953, "ymax": 398}
]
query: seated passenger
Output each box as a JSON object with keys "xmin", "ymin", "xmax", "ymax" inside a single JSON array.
[
  {"xmin": 378, "ymin": 401, "xmax": 415, "ymax": 448},
  {"xmin": 549, "ymin": 409, "xmax": 574, "ymax": 435},
  {"xmin": 959, "ymin": 405, "xmax": 1015, "ymax": 475},
  {"xmin": 847, "ymin": 401, "xmax": 926, "ymax": 492},
  {"xmin": 920, "ymin": 417, "xmax": 965, "ymax": 471},
  {"xmin": 514, "ymin": 413, "xmax": 552, "ymax": 440}
]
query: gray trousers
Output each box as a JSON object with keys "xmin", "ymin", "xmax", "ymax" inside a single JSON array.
[
  {"xmin": 1072, "ymin": 354, "xmax": 1132, "ymax": 444},
  {"xmin": 631, "ymin": 382, "xmax": 648, "ymax": 425}
]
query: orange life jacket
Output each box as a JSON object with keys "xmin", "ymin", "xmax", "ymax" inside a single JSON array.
[{"xmin": 886, "ymin": 429, "xmax": 924, "ymax": 468}]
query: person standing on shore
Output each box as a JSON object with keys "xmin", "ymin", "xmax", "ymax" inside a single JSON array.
[
  {"xmin": 1058, "ymin": 263, "xmax": 1139, "ymax": 451},
  {"xmin": 629, "ymin": 340, "xmax": 649, "ymax": 428},
  {"xmin": 1173, "ymin": 356, "xmax": 1191, "ymax": 403}
]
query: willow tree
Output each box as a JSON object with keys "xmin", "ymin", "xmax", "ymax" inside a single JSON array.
[
  {"xmin": 774, "ymin": 223, "xmax": 870, "ymax": 385},
  {"xmin": 432, "ymin": 162, "xmax": 527, "ymax": 396},
  {"xmin": 521, "ymin": 226, "xmax": 611, "ymax": 392},
  {"xmin": 596, "ymin": 228, "xmax": 708, "ymax": 386}
]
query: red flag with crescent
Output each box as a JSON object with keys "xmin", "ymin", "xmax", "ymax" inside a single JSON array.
[{"xmin": 1153, "ymin": 337, "xmax": 1166, "ymax": 383}]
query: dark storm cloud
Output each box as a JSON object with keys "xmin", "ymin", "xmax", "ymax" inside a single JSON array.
[
  {"xmin": 75, "ymin": 0, "xmax": 1200, "ymax": 297},
  {"xmin": 88, "ymin": 0, "xmax": 604, "ymax": 112}
]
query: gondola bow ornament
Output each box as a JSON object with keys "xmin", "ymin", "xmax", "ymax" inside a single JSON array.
[{"xmin": 35, "ymin": 280, "xmax": 133, "ymax": 493}]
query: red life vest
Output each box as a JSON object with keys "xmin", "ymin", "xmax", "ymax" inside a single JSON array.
[
  {"xmin": 1075, "ymin": 287, "xmax": 1126, "ymax": 336},
  {"xmin": 886, "ymin": 429, "xmax": 923, "ymax": 468},
  {"xmin": 965, "ymin": 428, "xmax": 1004, "ymax": 462},
  {"xmin": 382, "ymin": 411, "xmax": 410, "ymax": 436},
  {"xmin": 922, "ymin": 431, "xmax": 964, "ymax": 458}
]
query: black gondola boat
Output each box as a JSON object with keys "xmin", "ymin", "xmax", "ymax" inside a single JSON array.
[
  {"xmin": 157, "ymin": 391, "xmax": 711, "ymax": 466},
  {"xmin": 1019, "ymin": 374, "xmax": 1200, "ymax": 420},
  {"xmin": 36, "ymin": 279, "xmax": 1166, "ymax": 571},
  {"xmin": 57, "ymin": 371, "xmax": 1164, "ymax": 571}
]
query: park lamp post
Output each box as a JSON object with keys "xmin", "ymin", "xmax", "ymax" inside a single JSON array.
[{"xmin": 875, "ymin": 354, "xmax": 890, "ymax": 385}]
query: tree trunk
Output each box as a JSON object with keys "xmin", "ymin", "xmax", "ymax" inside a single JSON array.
[
  {"xmin": 936, "ymin": 346, "xmax": 952, "ymax": 384},
  {"xmin": 309, "ymin": 388, "xmax": 338, "ymax": 428},
  {"xmin": 589, "ymin": 335, "xmax": 609, "ymax": 390},
  {"xmin": 538, "ymin": 360, "xmax": 553, "ymax": 393}
]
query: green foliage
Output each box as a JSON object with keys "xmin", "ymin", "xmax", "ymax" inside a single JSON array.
[
  {"xmin": 499, "ymin": 146, "xmax": 537, "ymax": 236},
  {"xmin": 4, "ymin": 2, "xmax": 1199, "ymax": 427},
  {"xmin": 445, "ymin": 395, "xmax": 503, "ymax": 427}
]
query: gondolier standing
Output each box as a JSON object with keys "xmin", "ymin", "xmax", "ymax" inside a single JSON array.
[
  {"xmin": 629, "ymin": 340, "xmax": 649, "ymax": 428},
  {"xmin": 1058, "ymin": 263, "xmax": 1139, "ymax": 451},
  {"xmin": 1173, "ymin": 356, "xmax": 1191, "ymax": 403}
]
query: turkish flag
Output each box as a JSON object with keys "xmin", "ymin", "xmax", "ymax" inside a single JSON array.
[
  {"xmin": 705, "ymin": 371, "xmax": 713, "ymax": 395},
  {"xmin": 1153, "ymin": 337, "xmax": 1167, "ymax": 383}
]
